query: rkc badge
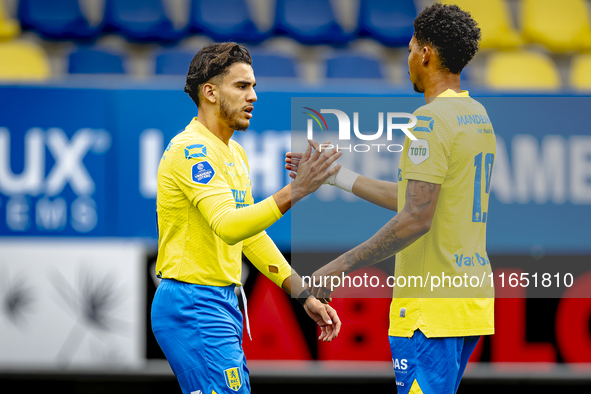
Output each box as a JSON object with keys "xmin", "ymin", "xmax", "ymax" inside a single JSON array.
[{"xmin": 223, "ymin": 367, "xmax": 242, "ymax": 391}]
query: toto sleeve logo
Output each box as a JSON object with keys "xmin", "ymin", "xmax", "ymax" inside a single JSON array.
[
  {"xmin": 191, "ymin": 161, "xmax": 215, "ymax": 184},
  {"xmin": 407, "ymin": 139, "xmax": 430, "ymax": 165}
]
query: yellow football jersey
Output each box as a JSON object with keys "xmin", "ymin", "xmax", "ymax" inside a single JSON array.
[
  {"xmin": 389, "ymin": 89, "xmax": 496, "ymax": 338},
  {"xmin": 155, "ymin": 118, "xmax": 255, "ymax": 286}
]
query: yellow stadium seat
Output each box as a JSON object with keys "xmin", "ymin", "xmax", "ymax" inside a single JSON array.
[
  {"xmin": 521, "ymin": 0, "xmax": 591, "ymax": 52},
  {"xmin": 570, "ymin": 53, "xmax": 591, "ymax": 90},
  {"xmin": 484, "ymin": 50, "xmax": 561, "ymax": 90},
  {"xmin": 0, "ymin": 40, "xmax": 51, "ymax": 81},
  {"xmin": 0, "ymin": 0, "xmax": 20, "ymax": 40},
  {"xmin": 442, "ymin": 0, "xmax": 522, "ymax": 49}
]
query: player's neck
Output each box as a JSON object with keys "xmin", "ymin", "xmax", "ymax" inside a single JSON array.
[
  {"xmin": 422, "ymin": 73, "xmax": 462, "ymax": 104},
  {"xmin": 196, "ymin": 113, "xmax": 234, "ymax": 146}
]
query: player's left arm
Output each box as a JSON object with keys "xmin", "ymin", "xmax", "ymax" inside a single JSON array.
[
  {"xmin": 242, "ymin": 232, "xmax": 341, "ymax": 342},
  {"xmin": 240, "ymin": 157, "xmax": 340, "ymax": 342},
  {"xmin": 309, "ymin": 178, "xmax": 441, "ymax": 300},
  {"xmin": 286, "ymin": 144, "xmax": 399, "ymax": 211},
  {"xmin": 345, "ymin": 179, "xmax": 440, "ymax": 268},
  {"xmin": 282, "ymin": 272, "xmax": 342, "ymax": 342}
]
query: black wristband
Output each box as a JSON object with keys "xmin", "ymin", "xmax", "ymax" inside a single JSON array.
[{"xmin": 297, "ymin": 289, "xmax": 313, "ymax": 306}]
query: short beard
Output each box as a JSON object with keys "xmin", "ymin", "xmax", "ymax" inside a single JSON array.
[
  {"xmin": 220, "ymin": 97, "xmax": 249, "ymax": 131},
  {"xmin": 412, "ymin": 82, "xmax": 424, "ymax": 94}
]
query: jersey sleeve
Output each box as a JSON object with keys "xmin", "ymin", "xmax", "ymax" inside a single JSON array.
[
  {"xmin": 170, "ymin": 141, "xmax": 231, "ymax": 206},
  {"xmin": 197, "ymin": 193, "xmax": 282, "ymax": 245},
  {"xmin": 236, "ymin": 143, "xmax": 291, "ymax": 286},
  {"xmin": 243, "ymin": 231, "xmax": 292, "ymax": 288},
  {"xmin": 404, "ymin": 108, "xmax": 454, "ymax": 185}
]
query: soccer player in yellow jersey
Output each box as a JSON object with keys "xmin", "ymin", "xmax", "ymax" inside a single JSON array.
[
  {"xmin": 151, "ymin": 43, "xmax": 342, "ymax": 394},
  {"xmin": 287, "ymin": 4, "xmax": 493, "ymax": 393}
]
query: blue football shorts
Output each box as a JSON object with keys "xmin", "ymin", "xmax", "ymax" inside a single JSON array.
[
  {"xmin": 389, "ymin": 330, "xmax": 480, "ymax": 394},
  {"xmin": 151, "ymin": 279, "xmax": 250, "ymax": 394}
]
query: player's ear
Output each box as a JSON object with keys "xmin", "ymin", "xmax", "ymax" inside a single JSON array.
[
  {"xmin": 202, "ymin": 82, "xmax": 217, "ymax": 104},
  {"xmin": 422, "ymin": 46, "xmax": 431, "ymax": 67}
]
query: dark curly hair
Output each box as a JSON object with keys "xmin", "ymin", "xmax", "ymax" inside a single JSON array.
[
  {"xmin": 413, "ymin": 3, "xmax": 481, "ymax": 74},
  {"xmin": 185, "ymin": 42, "xmax": 252, "ymax": 107}
]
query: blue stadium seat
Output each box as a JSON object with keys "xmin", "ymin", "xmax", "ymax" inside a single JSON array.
[
  {"xmin": 154, "ymin": 50, "xmax": 195, "ymax": 75},
  {"xmin": 103, "ymin": 0, "xmax": 185, "ymax": 42},
  {"xmin": 18, "ymin": 0, "xmax": 100, "ymax": 40},
  {"xmin": 357, "ymin": 0, "xmax": 417, "ymax": 47},
  {"xmin": 273, "ymin": 0, "xmax": 350, "ymax": 45},
  {"xmin": 326, "ymin": 54, "xmax": 382, "ymax": 79},
  {"xmin": 68, "ymin": 48, "xmax": 125, "ymax": 74},
  {"xmin": 189, "ymin": 0, "xmax": 266, "ymax": 43},
  {"xmin": 251, "ymin": 53, "xmax": 297, "ymax": 78}
]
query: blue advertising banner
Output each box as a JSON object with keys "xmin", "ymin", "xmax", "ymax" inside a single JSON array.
[
  {"xmin": 0, "ymin": 85, "xmax": 589, "ymax": 254},
  {"xmin": 0, "ymin": 87, "xmax": 116, "ymax": 236}
]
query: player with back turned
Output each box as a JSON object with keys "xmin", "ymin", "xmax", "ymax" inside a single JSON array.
[
  {"xmin": 287, "ymin": 4, "xmax": 494, "ymax": 393},
  {"xmin": 151, "ymin": 43, "xmax": 342, "ymax": 394}
]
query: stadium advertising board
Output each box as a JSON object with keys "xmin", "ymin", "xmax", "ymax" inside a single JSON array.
[
  {"xmin": 0, "ymin": 88, "xmax": 115, "ymax": 236},
  {"xmin": 1, "ymin": 88, "xmax": 589, "ymax": 255}
]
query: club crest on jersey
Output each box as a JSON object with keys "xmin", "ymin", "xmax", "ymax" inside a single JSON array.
[
  {"xmin": 407, "ymin": 138, "xmax": 430, "ymax": 165},
  {"xmin": 223, "ymin": 367, "xmax": 242, "ymax": 391},
  {"xmin": 185, "ymin": 144, "xmax": 207, "ymax": 159},
  {"xmin": 191, "ymin": 161, "xmax": 215, "ymax": 184}
]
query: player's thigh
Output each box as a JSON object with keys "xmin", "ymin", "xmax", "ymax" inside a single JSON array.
[
  {"xmin": 152, "ymin": 280, "xmax": 249, "ymax": 393},
  {"xmin": 389, "ymin": 330, "xmax": 465, "ymax": 394},
  {"xmin": 156, "ymin": 319, "xmax": 250, "ymax": 394},
  {"xmin": 151, "ymin": 279, "xmax": 206, "ymax": 375},
  {"xmin": 176, "ymin": 306, "xmax": 250, "ymax": 394},
  {"xmin": 389, "ymin": 334, "xmax": 417, "ymax": 393}
]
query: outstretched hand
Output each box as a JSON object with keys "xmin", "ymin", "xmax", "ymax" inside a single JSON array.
[
  {"xmin": 290, "ymin": 139, "xmax": 342, "ymax": 201},
  {"xmin": 286, "ymin": 140, "xmax": 341, "ymax": 183}
]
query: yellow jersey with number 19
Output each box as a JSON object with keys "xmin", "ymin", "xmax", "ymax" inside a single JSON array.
[{"xmin": 390, "ymin": 89, "xmax": 496, "ymax": 338}]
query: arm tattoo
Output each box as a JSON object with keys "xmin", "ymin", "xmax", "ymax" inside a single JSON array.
[
  {"xmin": 407, "ymin": 180, "xmax": 436, "ymax": 209},
  {"xmin": 344, "ymin": 180, "xmax": 438, "ymax": 271},
  {"xmin": 345, "ymin": 218, "xmax": 404, "ymax": 270}
]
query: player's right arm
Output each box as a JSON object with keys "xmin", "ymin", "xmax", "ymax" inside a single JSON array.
[
  {"xmin": 172, "ymin": 139, "xmax": 340, "ymax": 245},
  {"xmin": 350, "ymin": 175, "xmax": 398, "ymax": 211}
]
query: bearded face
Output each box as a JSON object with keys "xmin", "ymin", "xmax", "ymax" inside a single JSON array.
[
  {"xmin": 219, "ymin": 95, "xmax": 251, "ymax": 131},
  {"xmin": 214, "ymin": 62, "xmax": 256, "ymax": 132}
]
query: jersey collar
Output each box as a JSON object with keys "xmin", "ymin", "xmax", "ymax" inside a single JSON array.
[
  {"xmin": 187, "ymin": 117, "xmax": 232, "ymax": 153},
  {"xmin": 437, "ymin": 89, "xmax": 470, "ymax": 98}
]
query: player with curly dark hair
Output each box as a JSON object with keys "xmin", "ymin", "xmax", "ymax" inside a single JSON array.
[
  {"xmin": 409, "ymin": 2, "xmax": 481, "ymax": 94},
  {"xmin": 287, "ymin": 3, "xmax": 495, "ymax": 393}
]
